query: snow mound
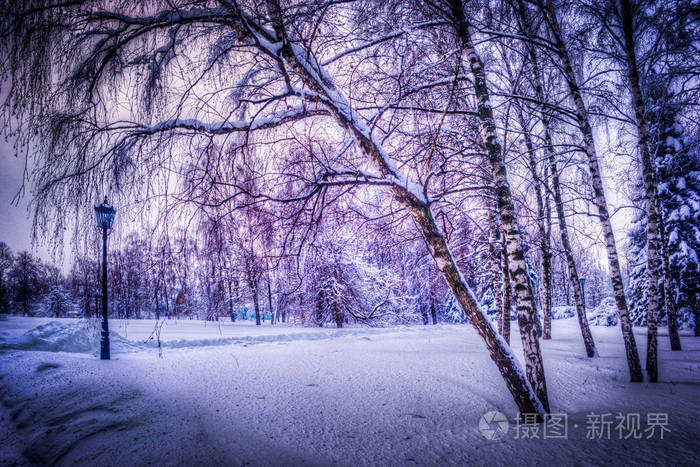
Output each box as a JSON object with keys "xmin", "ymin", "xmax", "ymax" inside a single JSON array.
[
  {"xmin": 588, "ymin": 297, "xmax": 619, "ymax": 326},
  {"xmin": 0, "ymin": 319, "xmax": 437, "ymax": 355},
  {"xmin": 0, "ymin": 320, "xmax": 143, "ymax": 354},
  {"xmin": 552, "ymin": 306, "xmax": 575, "ymax": 320}
]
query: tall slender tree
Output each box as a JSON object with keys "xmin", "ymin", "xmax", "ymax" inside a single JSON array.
[{"xmin": 537, "ymin": 0, "xmax": 641, "ymax": 379}]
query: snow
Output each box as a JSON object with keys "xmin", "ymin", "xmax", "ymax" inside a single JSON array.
[
  {"xmin": 587, "ymin": 297, "xmax": 619, "ymax": 326},
  {"xmin": 1, "ymin": 317, "xmax": 698, "ymax": 465},
  {"xmin": 552, "ymin": 306, "xmax": 575, "ymax": 320},
  {"xmin": 679, "ymin": 204, "xmax": 690, "ymax": 219},
  {"xmin": 146, "ymin": 105, "xmax": 311, "ymax": 135},
  {"xmin": 0, "ymin": 320, "xmax": 141, "ymax": 354},
  {"xmin": 666, "ymin": 136, "xmax": 682, "ymax": 152},
  {"xmin": 0, "ymin": 318, "xmax": 437, "ymax": 355}
]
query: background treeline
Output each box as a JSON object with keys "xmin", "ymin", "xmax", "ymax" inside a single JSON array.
[{"xmin": 0, "ymin": 219, "xmax": 639, "ymax": 327}]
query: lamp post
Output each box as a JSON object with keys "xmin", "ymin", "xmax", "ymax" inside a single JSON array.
[
  {"xmin": 94, "ymin": 196, "xmax": 116, "ymax": 360},
  {"xmin": 579, "ymin": 277, "xmax": 587, "ymax": 312}
]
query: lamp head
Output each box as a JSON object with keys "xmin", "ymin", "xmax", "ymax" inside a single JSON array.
[{"xmin": 94, "ymin": 196, "xmax": 117, "ymax": 229}]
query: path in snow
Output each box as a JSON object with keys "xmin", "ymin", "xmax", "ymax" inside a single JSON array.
[{"xmin": 0, "ymin": 317, "xmax": 698, "ymax": 466}]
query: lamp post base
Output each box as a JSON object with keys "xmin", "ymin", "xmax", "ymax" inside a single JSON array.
[{"xmin": 100, "ymin": 330, "xmax": 110, "ymax": 360}]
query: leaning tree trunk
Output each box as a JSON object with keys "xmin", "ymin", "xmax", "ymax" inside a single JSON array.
[
  {"xmin": 516, "ymin": 0, "xmax": 596, "ymax": 356},
  {"xmin": 262, "ymin": 0, "xmax": 547, "ymax": 416},
  {"xmin": 516, "ymin": 105, "xmax": 553, "ymax": 340},
  {"xmin": 546, "ymin": 147, "xmax": 597, "ymax": 357},
  {"xmin": 538, "ymin": 0, "xmax": 642, "ymax": 381},
  {"xmin": 514, "ymin": 61, "xmax": 597, "ymax": 356},
  {"xmin": 619, "ymin": 0, "xmax": 663, "ymax": 381},
  {"xmin": 450, "ymin": 0, "xmax": 548, "ymax": 410}
]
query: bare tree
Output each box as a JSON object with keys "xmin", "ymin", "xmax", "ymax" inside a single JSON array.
[
  {"xmin": 1, "ymin": 0, "xmax": 548, "ymax": 415},
  {"xmin": 536, "ymin": 0, "xmax": 642, "ymax": 381}
]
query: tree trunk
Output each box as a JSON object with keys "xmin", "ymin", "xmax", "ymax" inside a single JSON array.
[
  {"xmin": 516, "ymin": 0, "xmax": 596, "ymax": 356},
  {"xmin": 249, "ymin": 273, "xmax": 261, "ymax": 326},
  {"xmin": 155, "ymin": 287, "xmax": 160, "ymax": 321},
  {"xmin": 548, "ymin": 153, "xmax": 597, "ymax": 357},
  {"xmin": 487, "ymin": 206, "xmax": 504, "ymax": 335},
  {"xmin": 335, "ymin": 305, "xmax": 344, "ymax": 328},
  {"xmin": 298, "ymin": 294, "xmax": 303, "ymax": 325},
  {"xmin": 543, "ymin": 179, "xmax": 553, "ymax": 339},
  {"xmin": 253, "ymin": 285, "xmax": 261, "ymax": 325},
  {"xmin": 538, "ymin": 0, "xmax": 642, "ymax": 381},
  {"xmin": 421, "ymin": 304, "xmax": 429, "ymax": 325},
  {"xmin": 619, "ymin": 0, "xmax": 662, "ymax": 381},
  {"xmin": 658, "ymin": 207, "xmax": 681, "ymax": 350},
  {"xmin": 516, "ymin": 106, "xmax": 553, "ymax": 340},
  {"xmin": 500, "ymin": 232, "xmax": 512, "ymax": 346},
  {"xmin": 430, "ymin": 301, "xmax": 438, "ymax": 325},
  {"xmin": 267, "ymin": 273, "xmax": 274, "ymax": 325},
  {"xmin": 411, "ymin": 202, "xmax": 546, "ymax": 415},
  {"xmin": 316, "ymin": 294, "xmax": 323, "ymax": 327},
  {"xmin": 228, "ymin": 280, "xmax": 235, "ymax": 322},
  {"xmin": 446, "ymin": 0, "xmax": 548, "ymax": 411},
  {"xmin": 275, "ymin": 294, "xmax": 282, "ymax": 324},
  {"xmin": 265, "ymin": 0, "xmax": 547, "ymax": 416}
]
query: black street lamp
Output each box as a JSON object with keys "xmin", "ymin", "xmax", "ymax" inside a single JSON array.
[
  {"xmin": 95, "ymin": 196, "xmax": 116, "ymax": 360},
  {"xmin": 579, "ymin": 277, "xmax": 587, "ymax": 312}
]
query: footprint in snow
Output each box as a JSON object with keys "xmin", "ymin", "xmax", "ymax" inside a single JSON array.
[{"xmin": 36, "ymin": 363, "xmax": 61, "ymax": 372}]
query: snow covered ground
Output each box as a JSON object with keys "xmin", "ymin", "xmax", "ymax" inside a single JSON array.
[{"xmin": 1, "ymin": 317, "xmax": 698, "ymax": 466}]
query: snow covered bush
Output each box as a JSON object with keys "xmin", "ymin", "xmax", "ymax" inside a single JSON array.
[
  {"xmin": 552, "ymin": 306, "xmax": 575, "ymax": 320},
  {"xmin": 588, "ymin": 297, "xmax": 619, "ymax": 326}
]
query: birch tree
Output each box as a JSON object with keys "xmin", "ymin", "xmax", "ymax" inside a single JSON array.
[
  {"xmin": 1, "ymin": 0, "xmax": 548, "ymax": 415},
  {"xmin": 575, "ymin": 0, "xmax": 699, "ymax": 376},
  {"xmin": 536, "ymin": 0, "xmax": 642, "ymax": 380}
]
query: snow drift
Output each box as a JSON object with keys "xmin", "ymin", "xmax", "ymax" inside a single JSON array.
[{"xmin": 0, "ymin": 320, "xmax": 142, "ymax": 354}]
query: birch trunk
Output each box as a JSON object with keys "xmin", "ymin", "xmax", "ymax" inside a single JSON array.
[
  {"xmin": 510, "ymin": 28, "xmax": 596, "ymax": 355},
  {"xmin": 547, "ymin": 150, "xmax": 597, "ymax": 357},
  {"xmin": 501, "ymin": 232, "xmax": 512, "ymax": 346},
  {"xmin": 262, "ymin": 0, "xmax": 547, "ymax": 416},
  {"xmin": 247, "ymin": 266, "xmax": 261, "ymax": 326},
  {"xmin": 228, "ymin": 280, "xmax": 235, "ymax": 322},
  {"xmin": 538, "ymin": 0, "xmax": 642, "ymax": 381},
  {"xmin": 543, "ymin": 179, "xmax": 553, "ymax": 339},
  {"xmin": 515, "ymin": 106, "xmax": 553, "ymax": 340},
  {"xmin": 267, "ymin": 273, "xmax": 274, "ymax": 325},
  {"xmin": 619, "ymin": 0, "xmax": 662, "ymax": 381},
  {"xmin": 447, "ymin": 0, "xmax": 549, "ymax": 411},
  {"xmin": 252, "ymin": 282, "xmax": 261, "ymax": 326},
  {"xmin": 488, "ymin": 205, "xmax": 504, "ymax": 337}
]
